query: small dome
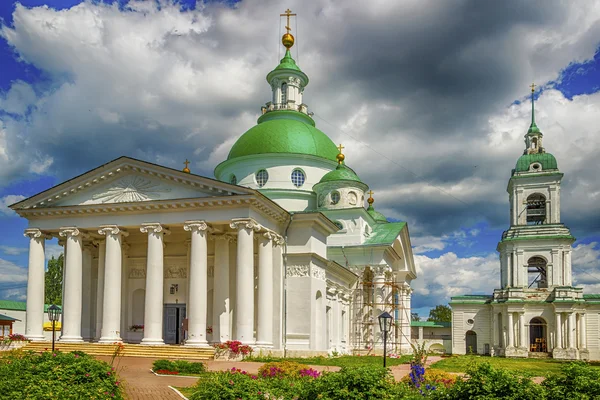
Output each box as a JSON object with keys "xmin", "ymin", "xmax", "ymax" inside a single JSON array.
[
  {"xmin": 228, "ymin": 117, "xmax": 338, "ymax": 161},
  {"xmin": 515, "ymin": 153, "xmax": 558, "ymax": 173},
  {"xmin": 319, "ymin": 163, "xmax": 363, "ymax": 184},
  {"xmin": 367, "ymin": 205, "xmax": 388, "ymax": 223}
]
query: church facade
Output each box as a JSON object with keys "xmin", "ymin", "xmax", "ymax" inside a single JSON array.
[
  {"xmin": 11, "ymin": 16, "xmax": 416, "ymax": 355},
  {"xmin": 451, "ymin": 87, "xmax": 600, "ymax": 361}
]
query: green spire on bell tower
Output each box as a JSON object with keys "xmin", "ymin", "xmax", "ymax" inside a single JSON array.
[{"xmin": 528, "ymin": 82, "xmax": 541, "ymax": 134}]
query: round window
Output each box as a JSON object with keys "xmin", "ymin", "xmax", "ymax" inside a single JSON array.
[
  {"xmin": 532, "ymin": 163, "xmax": 540, "ymax": 170},
  {"xmin": 467, "ymin": 318, "xmax": 474, "ymax": 325},
  {"xmin": 255, "ymin": 169, "xmax": 269, "ymax": 187},
  {"xmin": 230, "ymin": 174, "xmax": 237, "ymax": 185},
  {"xmin": 331, "ymin": 191, "xmax": 341, "ymax": 205},
  {"xmin": 291, "ymin": 169, "xmax": 306, "ymax": 187}
]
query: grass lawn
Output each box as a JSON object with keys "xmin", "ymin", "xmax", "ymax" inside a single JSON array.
[
  {"xmin": 430, "ymin": 355, "xmax": 600, "ymax": 376},
  {"xmin": 176, "ymin": 386, "xmax": 195, "ymax": 398},
  {"xmin": 242, "ymin": 354, "xmax": 412, "ymax": 367}
]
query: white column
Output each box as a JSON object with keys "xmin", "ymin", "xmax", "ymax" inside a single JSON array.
[
  {"xmin": 24, "ymin": 228, "xmax": 48, "ymax": 341},
  {"xmin": 256, "ymin": 231, "xmax": 276, "ymax": 347},
  {"xmin": 507, "ymin": 312, "xmax": 514, "ymax": 348},
  {"xmin": 94, "ymin": 240, "xmax": 106, "ymax": 341},
  {"xmin": 140, "ymin": 223, "xmax": 169, "ymax": 345},
  {"xmin": 555, "ymin": 313, "xmax": 563, "ymax": 349},
  {"xmin": 230, "ymin": 218, "xmax": 260, "ymax": 344},
  {"xmin": 518, "ymin": 313, "xmax": 526, "ymax": 349},
  {"xmin": 580, "ymin": 313, "xmax": 587, "ymax": 349},
  {"xmin": 212, "ymin": 235, "xmax": 232, "ymax": 343},
  {"xmin": 564, "ymin": 251, "xmax": 572, "ymax": 286},
  {"xmin": 98, "ymin": 225, "xmax": 127, "ymax": 343},
  {"xmin": 81, "ymin": 245, "xmax": 93, "ymax": 341},
  {"xmin": 59, "ymin": 227, "xmax": 85, "ymax": 342},
  {"xmin": 373, "ymin": 266, "xmax": 387, "ymax": 346},
  {"xmin": 568, "ymin": 312, "xmax": 576, "ymax": 349},
  {"xmin": 184, "ymin": 221, "xmax": 211, "ymax": 347}
]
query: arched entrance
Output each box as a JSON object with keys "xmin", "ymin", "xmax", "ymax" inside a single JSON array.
[
  {"xmin": 529, "ymin": 317, "xmax": 547, "ymax": 352},
  {"xmin": 466, "ymin": 330, "xmax": 477, "ymax": 354}
]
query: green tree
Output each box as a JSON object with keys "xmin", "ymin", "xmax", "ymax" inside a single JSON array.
[
  {"xmin": 427, "ymin": 304, "xmax": 451, "ymax": 323},
  {"xmin": 411, "ymin": 312, "xmax": 421, "ymax": 321},
  {"xmin": 45, "ymin": 254, "xmax": 63, "ymax": 306}
]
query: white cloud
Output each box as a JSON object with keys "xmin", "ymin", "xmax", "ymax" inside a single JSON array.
[
  {"xmin": 0, "ymin": 245, "xmax": 27, "ymax": 256},
  {"xmin": 0, "ymin": 257, "xmax": 28, "ymax": 301},
  {"xmin": 45, "ymin": 242, "xmax": 63, "ymax": 261},
  {"xmin": 0, "ymin": 195, "xmax": 26, "ymax": 216},
  {"xmin": 0, "ymin": 80, "xmax": 36, "ymax": 115}
]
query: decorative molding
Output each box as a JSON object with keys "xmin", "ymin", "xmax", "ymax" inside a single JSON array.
[
  {"xmin": 98, "ymin": 225, "xmax": 129, "ymax": 237},
  {"xmin": 165, "ymin": 266, "xmax": 187, "ymax": 279},
  {"xmin": 372, "ymin": 265, "xmax": 391, "ymax": 276},
  {"xmin": 212, "ymin": 233, "xmax": 235, "ymax": 243},
  {"xmin": 286, "ymin": 265, "xmax": 309, "ymax": 278},
  {"xmin": 59, "ymin": 227, "xmax": 89, "ymax": 239},
  {"xmin": 312, "ymin": 266, "xmax": 326, "ymax": 281},
  {"xmin": 24, "ymin": 228, "xmax": 51, "ymax": 240},
  {"xmin": 183, "ymin": 220, "xmax": 212, "ymax": 233},
  {"xmin": 230, "ymin": 218, "xmax": 261, "ymax": 232},
  {"xmin": 140, "ymin": 223, "xmax": 171, "ymax": 235},
  {"xmin": 91, "ymin": 176, "xmax": 171, "ymax": 203},
  {"xmin": 129, "ymin": 268, "xmax": 146, "ymax": 279}
]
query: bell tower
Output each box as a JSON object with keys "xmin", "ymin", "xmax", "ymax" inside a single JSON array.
[{"xmin": 497, "ymin": 84, "xmax": 575, "ymax": 291}]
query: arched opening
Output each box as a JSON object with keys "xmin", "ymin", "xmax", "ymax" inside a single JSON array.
[
  {"xmin": 527, "ymin": 256, "xmax": 548, "ymax": 288},
  {"xmin": 466, "ymin": 330, "xmax": 477, "ymax": 354},
  {"xmin": 281, "ymin": 83, "xmax": 287, "ymax": 106},
  {"xmin": 529, "ymin": 317, "xmax": 547, "ymax": 353},
  {"xmin": 531, "ymin": 137, "xmax": 538, "ymax": 150},
  {"xmin": 526, "ymin": 193, "xmax": 546, "ymax": 225}
]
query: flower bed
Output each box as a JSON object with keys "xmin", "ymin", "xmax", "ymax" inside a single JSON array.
[
  {"xmin": 0, "ymin": 349, "xmax": 123, "ymax": 399},
  {"xmin": 213, "ymin": 340, "xmax": 253, "ymax": 360}
]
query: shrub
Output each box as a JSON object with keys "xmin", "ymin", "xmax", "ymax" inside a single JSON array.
[
  {"xmin": 302, "ymin": 366, "xmax": 397, "ymax": 399},
  {"xmin": 401, "ymin": 367, "xmax": 457, "ymax": 388},
  {"xmin": 441, "ymin": 362, "xmax": 544, "ymax": 400},
  {"xmin": 152, "ymin": 359, "xmax": 206, "ymax": 374},
  {"xmin": 542, "ymin": 362, "xmax": 600, "ymax": 399},
  {"xmin": 258, "ymin": 361, "xmax": 309, "ymax": 379},
  {"xmin": 213, "ymin": 340, "xmax": 253, "ymax": 358},
  {"xmin": 0, "ymin": 350, "xmax": 123, "ymax": 399}
]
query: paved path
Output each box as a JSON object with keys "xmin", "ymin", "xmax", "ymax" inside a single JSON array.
[{"xmin": 97, "ymin": 356, "xmax": 440, "ymax": 399}]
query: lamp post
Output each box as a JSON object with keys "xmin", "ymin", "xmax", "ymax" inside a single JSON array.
[
  {"xmin": 378, "ymin": 311, "xmax": 393, "ymax": 368},
  {"xmin": 47, "ymin": 305, "xmax": 61, "ymax": 352}
]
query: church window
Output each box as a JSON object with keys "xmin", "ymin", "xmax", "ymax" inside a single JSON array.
[
  {"xmin": 255, "ymin": 169, "xmax": 269, "ymax": 187},
  {"xmin": 281, "ymin": 83, "xmax": 287, "ymax": 105},
  {"xmin": 334, "ymin": 221, "xmax": 343, "ymax": 230},
  {"xmin": 527, "ymin": 256, "xmax": 548, "ymax": 288},
  {"xmin": 230, "ymin": 174, "xmax": 237, "ymax": 185},
  {"xmin": 526, "ymin": 193, "xmax": 546, "ymax": 225},
  {"xmin": 291, "ymin": 169, "xmax": 305, "ymax": 187},
  {"xmin": 331, "ymin": 191, "xmax": 340, "ymax": 205}
]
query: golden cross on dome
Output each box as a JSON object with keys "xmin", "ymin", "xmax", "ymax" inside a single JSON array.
[
  {"xmin": 280, "ymin": 9, "xmax": 296, "ymax": 34},
  {"xmin": 368, "ymin": 190, "xmax": 374, "ymax": 198},
  {"xmin": 183, "ymin": 159, "xmax": 191, "ymax": 173},
  {"xmin": 530, "ymin": 82, "xmax": 536, "ymax": 93},
  {"xmin": 337, "ymin": 144, "xmax": 344, "ymax": 153}
]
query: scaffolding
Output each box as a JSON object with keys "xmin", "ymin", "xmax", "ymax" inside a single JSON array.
[{"xmin": 350, "ymin": 268, "xmax": 412, "ymax": 355}]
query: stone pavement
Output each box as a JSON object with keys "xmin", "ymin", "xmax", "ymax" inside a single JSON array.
[{"xmin": 97, "ymin": 355, "xmax": 442, "ymax": 399}]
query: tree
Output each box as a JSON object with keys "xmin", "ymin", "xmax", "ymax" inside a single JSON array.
[
  {"xmin": 427, "ymin": 304, "xmax": 451, "ymax": 323},
  {"xmin": 45, "ymin": 254, "xmax": 64, "ymax": 306},
  {"xmin": 411, "ymin": 312, "xmax": 421, "ymax": 321}
]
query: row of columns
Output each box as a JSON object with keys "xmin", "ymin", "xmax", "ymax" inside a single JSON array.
[{"xmin": 24, "ymin": 218, "xmax": 283, "ymax": 347}]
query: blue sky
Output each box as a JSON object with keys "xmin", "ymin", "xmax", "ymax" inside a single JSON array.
[{"xmin": 1, "ymin": 0, "xmax": 599, "ymax": 317}]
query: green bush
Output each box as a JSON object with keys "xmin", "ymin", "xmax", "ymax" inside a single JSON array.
[
  {"xmin": 439, "ymin": 362, "xmax": 545, "ymax": 400},
  {"xmin": 542, "ymin": 362, "xmax": 600, "ymax": 399},
  {"xmin": 152, "ymin": 359, "xmax": 206, "ymax": 374},
  {"xmin": 301, "ymin": 366, "xmax": 397, "ymax": 399},
  {"xmin": 0, "ymin": 350, "xmax": 123, "ymax": 399}
]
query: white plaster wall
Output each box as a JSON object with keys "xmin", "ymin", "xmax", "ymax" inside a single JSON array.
[
  {"xmin": 451, "ymin": 305, "xmax": 492, "ymax": 355},
  {"xmin": 510, "ymin": 176, "xmax": 562, "ymax": 226}
]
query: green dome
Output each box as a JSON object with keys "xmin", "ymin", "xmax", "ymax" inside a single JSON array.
[
  {"xmin": 228, "ymin": 117, "xmax": 339, "ymax": 161},
  {"xmin": 319, "ymin": 163, "xmax": 363, "ymax": 184},
  {"xmin": 367, "ymin": 205, "xmax": 388, "ymax": 223},
  {"xmin": 515, "ymin": 153, "xmax": 558, "ymax": 173}
]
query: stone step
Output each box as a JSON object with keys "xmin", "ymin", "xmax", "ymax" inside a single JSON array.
[{"xmin": 21, "ymin": 342, "xmax": 215, "ymax": 360}]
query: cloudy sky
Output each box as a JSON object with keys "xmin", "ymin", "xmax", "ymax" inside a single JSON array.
[{"xmin": 0, "ymin": 0, "xmax": 599, "ymax": 317}]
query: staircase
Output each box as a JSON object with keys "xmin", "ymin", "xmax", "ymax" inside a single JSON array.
[{"xmin": 21, "ymin": 341, "xmax": 214, "ymax": 360}]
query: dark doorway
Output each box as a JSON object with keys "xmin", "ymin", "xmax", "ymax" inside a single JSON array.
[
  {"xmin": 466, "ymin": 330, "xmax": 477, "ymax": 354},
  {"xmin": 164, "ymin": 304, "xmax": 186, "ymax": 344},
  {"xmin": 529, "ymin": 317, "xmax": 547, "ymax": 352}
]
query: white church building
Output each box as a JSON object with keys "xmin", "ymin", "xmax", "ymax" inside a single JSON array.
[
  {"xmin": 11, "ymin": 14, "xmax": 416, "ymax": 355},
  {"xmin": 451, "ymin": 86, "xmax": 600, "ymax": 361}
]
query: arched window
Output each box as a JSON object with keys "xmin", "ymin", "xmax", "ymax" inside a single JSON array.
[
  {"xmin": 527, "ymin": 256, "xmax": 548, "ymax": 288},
  {"xmin": 281, "ymin": 83, "xmax": 287, "ymax": 105},
  {"xmin": 532, "ymin": 137, "xmax": 538, "ymax": 150},
  {"xmin": 526, "ymin": 193, "xmax": 546, "ymax": 225},
  {"xmin": 255, "ymin": 169, "xmax": 269, "ymax": 187},
  {"xmin": 230, "ymin": 174, "xmax": 237, "ymax": 185},
  {"xmin": 291, "ymin": 169, "xmax": 305, "ymax": 187},
  {"xmin": 331, "ymin": 191, "xmax": 341, "ymax": 205},
  {"xmin": 529, "ymin": 317, "xmax": 547, "ymax": 352}
]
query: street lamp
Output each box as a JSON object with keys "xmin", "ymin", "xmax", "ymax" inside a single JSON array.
[
  {"xmin": 378, "ymin": 311, "xmax": 393, "ymax": 368},
  {"xmin": 47, "ymin": 305, "xmax": 61, "ymax": 352}
]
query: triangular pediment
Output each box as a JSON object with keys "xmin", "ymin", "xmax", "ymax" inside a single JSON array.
[{"xmin": 12, "ymin": 157, "xmax": 254, "ymax": 210}]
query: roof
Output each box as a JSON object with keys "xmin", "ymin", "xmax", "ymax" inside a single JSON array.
[
  {"xmin": 450, "ymin": 295, "xmax": 493, "ymax": 304},
  {"xmin": 0, "ymin": 314, "xmax": 19, "ymax": 322},
  {"xmin": 227, "ymin": 117, "xmax": 339, "ymax": 161},
  {"xmin": 273, "ymin": 50, "xmax": 302, "ymax": 73},
  {"xmin": 364, "ymin": 222, "xmax": 406, "ymax": 245},
  {"xmin": 0, "ymin": 300, "xmax": 61, "ymax": 312},
  {"xmin": 367, "ymin": 205, "xmax": 387, "ymax": 223},
  {"xmin": 411, "ymin": 321, "xmax": 451, "ymax": 328},
  {"xmin": 318, "ymin": 163, "xmax": 363, "ymax": 184},
  {"xmin": 515, "ymin": 152, "xmax": 558, "ymax": 173}
]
